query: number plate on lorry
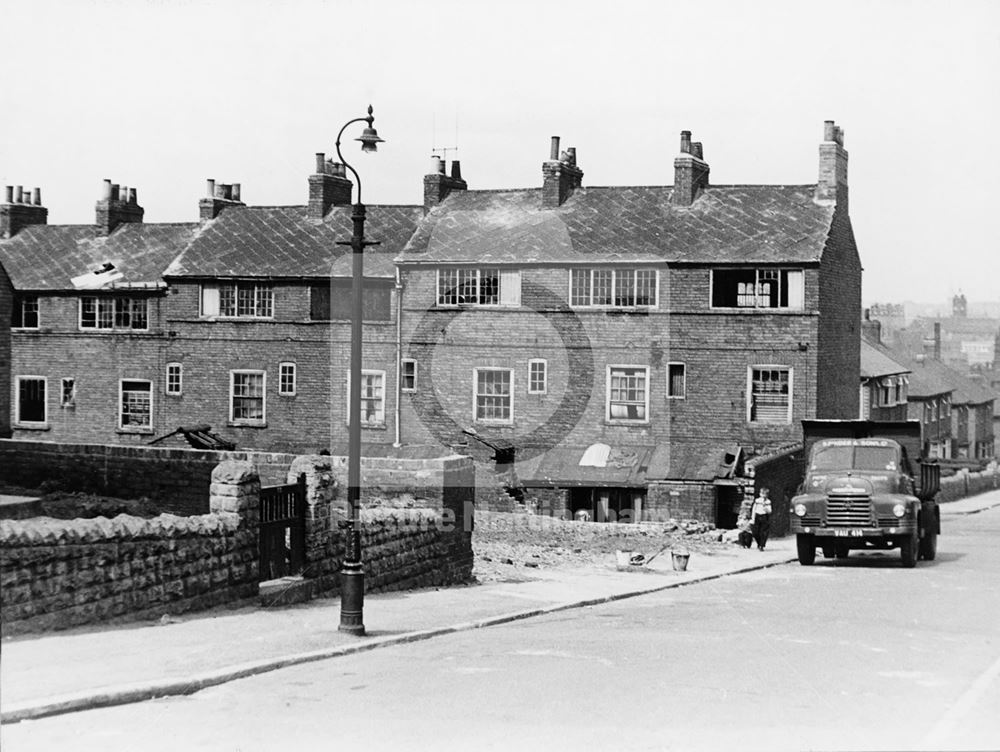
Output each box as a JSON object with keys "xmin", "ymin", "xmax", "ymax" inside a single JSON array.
[{"xmin": 833, "ymin": 529, "xmax": 865, "ymax": 537}]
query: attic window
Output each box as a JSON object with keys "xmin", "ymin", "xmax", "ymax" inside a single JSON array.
[
  {"xmin": 570, "ymin": 269, "xmax": 658, "ymax": 307},
  {"xmin": 80, "ymin": 296, "xmax": 148, "ymax": 330},
  {"xmin": 437, "ymin": 268, "xmax": 521, "ymax": 307},
  {"xmin": 201, "ymin": 283, "xmax": 273, "ymax": 318},
  {"xmin": 711, "ymin": 268, "xmax": 804, "ymax": 310}
]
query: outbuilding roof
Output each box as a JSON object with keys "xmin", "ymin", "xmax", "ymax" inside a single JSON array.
[
  {"xmin": 861, "ymin": 340, "xmax": 911, "ymax": 379},
  {"xmin": 400, "ymin": 184, "xmax": 836, "ymax": 265}
]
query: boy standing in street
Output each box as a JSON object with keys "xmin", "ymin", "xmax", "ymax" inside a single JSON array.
[{"xmin": 751, "ymin": 487, "xmax": 772, "ymax": 551}]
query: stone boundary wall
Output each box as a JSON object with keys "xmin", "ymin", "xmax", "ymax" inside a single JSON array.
[
  {"xmin": 0, "ymin": 440, "xmax": 475, "ymax": 516},
  {"xmin": 938, "ymin": 465, "xmax": 1000, "ymax": 503},
  {"xmin": 0, "ymin": 512, "xmax": 257, "ymax": 636}
]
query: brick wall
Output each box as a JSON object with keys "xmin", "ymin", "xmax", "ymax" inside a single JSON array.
[
  {"xmin": 0, "ymin": 512, "xmax": 258, "ymax": 635},
  {"xmin": 937, "ymin": 466, "xmax": 1000, "ymax": 502},
  {"xmin": 0, "ymin": 262, "xmax": 11, "ymax": 437},
  {"xmin": 646, "ymin": 482, "xmax": 717, "ymax": 522},
  {"xmin": 816, "ymin": 203, "xmax": 862, "ymax": 419},
  {"xmin": 747, "ymin": 446, "xmax": 804, "ymax": 537}
]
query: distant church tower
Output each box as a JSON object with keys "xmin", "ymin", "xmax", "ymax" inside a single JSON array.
[{"xmin": 952, "ymin": 292, "xmax": 967, "ymax": 318}]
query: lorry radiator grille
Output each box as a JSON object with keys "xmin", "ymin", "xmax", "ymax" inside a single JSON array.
[
  {"xmin": 826, "ymin": 496, "xmax": 873, "ymax": 526},
  {"xmin": 800, "ymin": 514, "xmax": 821, "ymax": 527}
]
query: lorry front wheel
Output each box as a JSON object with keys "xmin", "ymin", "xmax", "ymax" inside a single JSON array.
[
  {"xmin": 797, "ymin": 534, "xmax": 816, "ymax": 565},
  {"xmin": 919, "ymin": 528, "xmax": 938, "ymax": 561},
  {"xmin": 900, "ymin": 529, "xmax": 918, "ymax": 568}
]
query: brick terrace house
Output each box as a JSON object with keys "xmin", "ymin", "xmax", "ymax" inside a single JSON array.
[
  {"xmin": 396, "ymin": 121, "xmax": 861, "ymax": 526},
  {"xmin": 0, "ymin": 162, "xmax": 421, "ymax": 451},
  {"xmin": 860, "ymin": 312, "xmax": 910, "ymax": 421}
]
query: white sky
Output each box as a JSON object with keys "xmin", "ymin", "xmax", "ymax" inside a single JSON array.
[{"xmin": 2, "ymin": 0, "xmax": 998, "ymax": 306}]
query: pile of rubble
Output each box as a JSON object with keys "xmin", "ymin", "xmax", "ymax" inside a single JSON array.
[{"xmin": 473, "ymin": 510, "xmax": 727, "ymax": 582}]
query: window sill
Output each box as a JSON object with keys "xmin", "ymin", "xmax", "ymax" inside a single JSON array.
[
  {"xmin": 604, "ymin": 420, "xmax": 650, "ymax": 427},
  {"xmin": 200, "ymin": 316, "xmax": 275, "ymax": 322},
  {"xmin": 345, "ymin": 423, "xmax": 388, "ymax": 431},
  {"xmin": 228, "ymin": 421, "xmax": 268, "ymax": 429},
  {"xmin": 13, "ymin": 422, "xmax": 50, "ymax": 431},
  {"xmin": 474, "ymin": 420, "xmax": 515, "ymax": 427},
  {"xmin": 117, "ymin": 427, "xmax": 154, "ymax": 435}
]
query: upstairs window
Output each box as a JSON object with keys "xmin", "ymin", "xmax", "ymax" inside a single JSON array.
[
  {"xmin": 16, "ymin": 376, "xmax": 46, "ymax": 425},
  {"xmin": 347, "ymin": 370, "xmax": 386, "ymax": 426},
  {"xmin": 12, "ymin": 295, "xmax": 39, "ymax": 328},
  {"xmin": 748, "ymin": 367, "xmax": 792, "ymax": 424},
  {"xmin": 231, "ymin": 371, "xmax": 266, "ymax": 425},
  {"xmin": 279, "ymin": 362, "xmax": 297, "ymax": 396},
  {"xmin": 667, "ymin": 363, "xmax": 686, "ymax": 398},
  {"xmin": 528, "ymin": 359, "xmax": 547, "ymax": 394},
  {"xmin": 474, "ymin": 368, "xmax": 513, "ymax": 424},
  {"xmin": 119, "ymin": 380, "xmax": 152, "ymax": 430},
  {"xmin": 61, "ymin": 378, "xmax": 76, "ymax": 408},
  {"xmin": 202, "ymin": 283, "xmax": 273, "ymax": 318},
  {"xmin": 570, "ymin": 269, "xmax": 658, "ymax": 307},
  {"xmin": 711, "ymin": 269, "xmax": 804, "ymax": 309},
  {"xmin": 80, "ymin": 297, "xmax": 148, "ymax": 330},
  {"xmin": 310, "ymin": 282, "xmax": 391, "ymax": 321},
  {"xmin": 437, "ymin": 269, "xmax": 520, "ymax": 307},
  {"xmin": 607, "ymin": 366, "xmax": 649, "ymax": 423},
  {"xmin": 401, "ymin": 359, "xmax": 417, "ymax": 392},
  {"xmin": 166, "ymin": 363, "xmax": 183, "ymax": 395}
]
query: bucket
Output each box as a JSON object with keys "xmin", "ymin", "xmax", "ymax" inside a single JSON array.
[{"xmin": 671, "ymin": 551, "xmax": 690, "ymax": 571}]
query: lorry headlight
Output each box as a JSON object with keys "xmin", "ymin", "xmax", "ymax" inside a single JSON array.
[
  {"xmin": 794, "ymin": 503, "xmax": 807, "ymax": 517},
  {"xmin": 893, "ymin": 503, "xmax": 906, "ymax": 518}
]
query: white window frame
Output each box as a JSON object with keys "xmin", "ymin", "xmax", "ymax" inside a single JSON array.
[
  {"xmin": 346, "ymin": 369, "xmax": 387, "ymax": 427},
  {"xmin": 401, "ymin": 359, "xmax": 418, "ymax": 392},
  {"xmin": 278, "ymin": 362, "xmax": 297, "ymax": 396},
  {"xmin": 14, "ymin": 375, "xmax": 47, "ymax": 426},
  {"xmin": 528, "ymin": 359, "xmax": 547, "ymax": 395},
  {"xmin": 118, "ymin": 379, "xmax": 153, "ymax": 431},
  {"xmin": 569, "ymin": 268, "xmax": 659, "ymax": 308},
  {"xmin": 747, "ymin": 366, "xmax": 793, "ymax": 424},
  {"xmin": 667, "ymin": 362, "xmax": 686, "ymax": 399},
  {"xmin": 79, "ymin": 296, "xmax": 149, "ymax": 331},
  {"xmin": 436, "ymin": 268, "xmax": 521, "ymax": 308},
  {"xmin": 710, "ymin": 268, "xmax": 805, "ymax": 310},
  {"xmin": 473, "ymin": 367, "xmax": 514, "ymax": 425},
  {"xmin": 230, "ymin": 370, "xmax": 267, "ymax": 426},
  {"xmin": 60, "ymin": 377, "xmax": 76, "ymax": 408},
  {"xmin": 605, "ymin": 365, "xmax": 650, "ymax": 424},
  {"xmin": 201, "ymin": 283, "xmax": 274, "ymax": 319},
  {"xmin": 165, "ymin": 363, "xmax": 183, "ymax": 396}
]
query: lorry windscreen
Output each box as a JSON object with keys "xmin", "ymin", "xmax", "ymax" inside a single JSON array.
[{"xmin": 810, "ymin": 445, "xmax": 898, "ymax": 472}]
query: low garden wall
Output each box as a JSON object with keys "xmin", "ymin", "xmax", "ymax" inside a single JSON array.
[{"xmin": 938, "ymin": 464, "xmax": 1000, "ymax": 502}]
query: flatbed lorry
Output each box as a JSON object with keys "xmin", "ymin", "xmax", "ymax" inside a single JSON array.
[{"xmin": 790, "ymin": 420, "xmax": 940, "ymax": 568}]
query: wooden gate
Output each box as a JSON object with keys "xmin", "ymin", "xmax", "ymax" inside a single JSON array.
[{"xmin": 259, "ymin": 473, "xmax": 306, "ymax": 580}]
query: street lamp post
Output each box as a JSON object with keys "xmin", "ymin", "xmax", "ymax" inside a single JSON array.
[{"xmin": 334, "ymin": 105, "xmax": 384, "ymax": 636}]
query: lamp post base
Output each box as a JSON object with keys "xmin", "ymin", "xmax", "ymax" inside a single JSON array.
[{"xmin": 339, "ymin": 559, "xmax": 365, "ymax": 635}]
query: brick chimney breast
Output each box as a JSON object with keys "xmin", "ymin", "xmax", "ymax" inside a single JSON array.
[
  {"xmin": 308, "ymin": 153, "xmax": 354, "ymax": 219},
  {"xmin": 96, "ymin": 179, "xmax": 144, "ymax": 236},
  {"xmin": 541, "ymin": 136, "xmax": 583, "ymax": 208},
  {"xmin": 423, "ymin": 157, "xmax": 467, "ymax": 211},
  {"xmin": 672, "ymin": 130, "xmax": 710, "ymax": 207},
  {"xmin": 1, "ymin": 185, "xmax": 48, "ymax": 238},
  {"xmin": 816, "ymin": 120, "xmax": 848, "ymax": 208},
  {"xmin": 199, "ymin": 179, "xmax": 246, "ymax": 221}
]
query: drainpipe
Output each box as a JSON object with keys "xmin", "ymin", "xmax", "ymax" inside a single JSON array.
[{"xmin": 394, "ymin": 266, "xmax": 403, "ymax": 447}]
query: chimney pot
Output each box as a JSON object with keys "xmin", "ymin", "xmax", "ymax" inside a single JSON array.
[
  {"xmin": 450, "ymin": 160, "xmax": 462, "ymax": 181},
  {"xmin": 112, "ymin": 184, "xmax": 120, "ymax": 201},
  {"xmin": 128, "ymin": 187, "xmax": 137, "ymax": 204},
  {"xmin": 549, "ymin": 136, "xmax": 560, "ymax": 161},
  {"xmin": 15, "ymin": 186, "xmax": 23, "ymax": 203},
  {"xmin": 121, "ymin": 186, "xmax": 129, "ymax": 203},
  {"xmin": 33, "ymin": 187, "xmax": 41, "ymax": 206},
  {"xmin": 824, "ymin": 120, "xmax": 836, "ymax": 142},
  {"xmin": 566, "ymin": 147, "xmax": 576, "ymax": 166},
  {"xmin": 103, "ymin": 179, "xmax": 113, "ymax": 200},
  {"xmin": 315, "ymin": 153, "xmax": 326, "ymax": 173},
  {"xmin": 680, "ymin": 131, "xmax": 692, "ymax": 154},
  {"xmin": 692, "ymin": 142, "xmax": 703, "ymax": 160},
  {"xmin": 232, "ymin": 183, "xmax": 241, "ymax": 202},
  {"xmin": 4, "ymin": 186, "xmax": 12, "ymax": 203}
]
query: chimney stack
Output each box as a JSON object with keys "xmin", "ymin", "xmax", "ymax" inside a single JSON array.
[
  {"xmin": 672, "ymin": 130, "xmax": 710, "ymax": 206},
  {"xmin": 423, "ymin": 156, "xmax": 468, "ymax": 211},
  {"xmin": 308, "ymin": 153, "xmax": 354, "ymax": 219},
  {"xmin": 199, "ymin": 178, "xmax": 246, "ymax": 221},
  {"xmin": 861, "ymin": 308, "xmax": 883, "ymax": 345},
  {"xmin": 96, "ymin": 178, "xmax": 144, "ymax": 235},
  {"xmin": 1, "ymin": 184, "xmax": 48, "ymax": 238},
  {"xmin": 816, "ymin": 120, "xmax": 848, "ymax": 208},
  {"xmin": 541, "ymin": 136, "xmax": 583, "ymax": 208}
]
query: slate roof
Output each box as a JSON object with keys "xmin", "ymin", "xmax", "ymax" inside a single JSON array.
[
  {"xmin": 165, "ymin": 204, "xmax": 424, "ymax": 279},
  {"xmin": 399, "ymin": 185, "xmax": 836, "ymax": 265},
  {"xmin": 861, "ymin": 340, "xmax": 911, "ymax": 379},
  {"xmin": 888, "ymin": 351, "xmax": 994, "ymax": 405},
  {"xmin": 0, "ymin": 223, "xmax": 198, "ymax": 290}
]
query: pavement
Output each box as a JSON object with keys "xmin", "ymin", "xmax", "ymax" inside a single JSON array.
[{"xmin": 2, "ymin": 490, "xmax": 998, "ymax": 725}]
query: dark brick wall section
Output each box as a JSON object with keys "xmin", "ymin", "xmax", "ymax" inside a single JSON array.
[
  {"xmin": 0, "ymin": 512, "xmax": 258, "ymax": 635},
  {"xmin": 0, "ymin": 263, "xmax": 11, "ymax": 437},
  {"xmin": 747, "ymin": 446, "xmax": 804, "ymax": 537}
]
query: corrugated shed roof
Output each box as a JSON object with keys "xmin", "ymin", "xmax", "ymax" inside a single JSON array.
[
  {"xmin": 400, "ymin": 185, "xmax": 835, "ymax": 265},
  {"xmin": 165, "ymin": 204, "xmax": 424, "ymax": 279},
  {"xmin": 861, "ymin": 340, "xmax": 911, "ymax": 379},
  {"xmin": 516, "ymin": 445, "xmax": 653, "ymax": 487},
  {"xmin": 0, "ymin": 223, "xmax": 198, "ymax": 290}
]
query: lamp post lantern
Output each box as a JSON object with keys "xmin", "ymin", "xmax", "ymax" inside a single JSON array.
[{"xmin": 334, "ymin": 105, "xmax": 384, "ymax": 636}]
